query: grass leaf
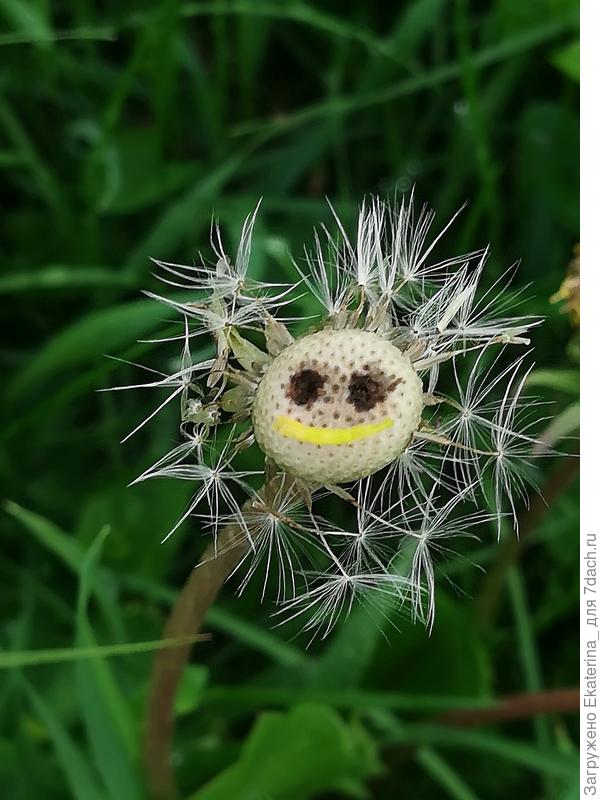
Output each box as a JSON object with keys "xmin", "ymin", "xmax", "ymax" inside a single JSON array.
[
  {"xmin": 415, "ymin": 746, "xmax": 480, "ymax": 800},
  {"xmin": 387, "ymin": 723, "xmax": 578, "ymax": 778},
  {"xmin": 4, "ymin": 502, "xmax": 124, "ymax": 639},
  {"xmin": 4, "ymin": 300, "xmax": 166, "ymax": 407},
  {"xmin": 74, "ymin": 527, "xmax": 140, "ymax": 800},
  {"xmin": 0, "ymin": 634, "xmax": 207, "ymax": 669},
  {"xmin": 21, "ymin": 679, "xmax": 104, "ymax": 800}
]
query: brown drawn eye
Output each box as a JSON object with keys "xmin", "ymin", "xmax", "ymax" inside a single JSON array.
[
  {"xmin": 286, "ymin": 369, "xmax": 326, "ymax": 408},
  {"xmin": 347, "ymin": 371, "xmax": 385, "ymax": 412}
]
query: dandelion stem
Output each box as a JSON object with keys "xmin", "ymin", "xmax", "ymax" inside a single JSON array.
[{"xmin": 144, "ymin": 489, "xmax": 264, "ymax": 800}]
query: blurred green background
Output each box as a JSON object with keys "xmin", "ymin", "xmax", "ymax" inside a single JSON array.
[{"xmin": 0, "ymin": 1, "xmax": 579, "ymax": 799}]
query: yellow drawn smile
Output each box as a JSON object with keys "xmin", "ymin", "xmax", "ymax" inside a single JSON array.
[{"xmin": 273, "ymin": 415, "xmax": 393, "ymax": 445}]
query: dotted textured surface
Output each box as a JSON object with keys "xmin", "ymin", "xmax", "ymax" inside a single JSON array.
[{"xmin": 253, "ymin": 329, "xmax": 423, "ymax": 484}]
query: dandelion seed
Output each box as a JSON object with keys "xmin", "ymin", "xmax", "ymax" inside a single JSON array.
[
  {"xmin": 486, "ymin": 361, "xmax": 547, "ymax": 535},
  {"xmin": 403, "ymin": 486, "xmax": 492, "ymax": 629},
  {"xmin": 275, "ymin": 569, "xmax": 414, "ymax": 642},
  {"xmin": 133, "ymin": 427, "xmax": 259, "ymax": 544},
  {"xmin": 224, "ymin": 475, "xmax": 327, "ymax": 602}
]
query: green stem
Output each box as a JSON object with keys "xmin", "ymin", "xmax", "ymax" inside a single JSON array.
[{"xmin": 144, "ymin": 511, "xmax": 252, "ymax": 799}]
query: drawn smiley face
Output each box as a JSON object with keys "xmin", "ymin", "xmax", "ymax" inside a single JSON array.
[{"xmin": 253, "ymin": 329, "xmax": 424, "ymax": 484}]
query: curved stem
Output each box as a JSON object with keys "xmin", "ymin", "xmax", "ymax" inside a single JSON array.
[
  {"xmin": 144, "ymin": 513, "xmax": 251, "ymax": 800},
  {"xmin": 439, "ymin": 687, "xmax": 579, "ymax": 727}
]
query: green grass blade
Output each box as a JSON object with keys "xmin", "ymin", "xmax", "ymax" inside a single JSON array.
[
  {"xmin": 4, "ymin": 300, "xmax": 166, "ymax": 406},
  {"xmin": 179, "ymin": 1, "xmax": 413, "ymax": 68},
  {"xmin": 233, "ymin": 16, "xmax": 576, "ymax": 138},
  {"xmin": 387, "ymin": 723, "xmax": 577, "ymax": 778},
  {"xmin": 0, "ymin": 265, "xmax": 134, "ymax": 294},
  {"xmin": 0, "ymin": 94, "xmax": 69, "ymax": 230},
  {"xmin": 0, "ymin": 635, "xmax": 207, "ymax": 668},
  {"xmin": 0, "ymin": 24, "xmax": 114, "ymax": 45},
  {"xmin": 526, "ymin": 369, "xmax": 580, "ymax": 394},
  {"xmin": 4, "ymin": 501, "xmax": 124, "ymax": 639},
  {"xmin": 551, "ymin": 39, "xmax": 579, "ymax": 81},
  {"xmin": 199, "ymin": 685, "xmax": 490, "ymax": 713},
  {"xmin": 0, "ymin": 0, "xmax": 52, "ymax": 45},
  {"xmin": 5, "ymin": 501, "xmax": 89, "ymax": 573},
  {"xmin": 536, "ymin": 402, "xmax": 580, "ymax": 448},
  {"xmin": 415, "ymin": 746, "xmax": 480, "ymax": 800},
  {"xmin": 508, "ymin": 567, "xmax": 553, "ymax": 754},
  {"xmin": 21, "ymin": 678, "xmax": 103, "ymax": 800},
  {"xmin": 75, "ymin": 527, "xmax": 140, "ymax": 800},
  {"xmin": 124, "ymin": 144, "xmax": 257, "ymax": 275}
]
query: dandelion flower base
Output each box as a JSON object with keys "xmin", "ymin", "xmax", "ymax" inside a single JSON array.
[{"xmin": 252, "ymin": 329, "xmax": 424, "ymax": 484}]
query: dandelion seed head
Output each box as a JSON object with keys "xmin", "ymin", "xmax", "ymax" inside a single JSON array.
[{"xmin": 110, "ymin": 192, "xmax": 546, "ymax": 638}]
